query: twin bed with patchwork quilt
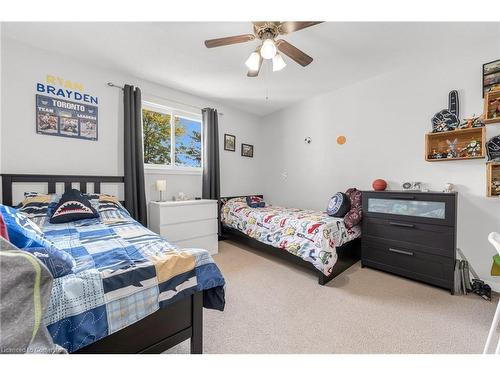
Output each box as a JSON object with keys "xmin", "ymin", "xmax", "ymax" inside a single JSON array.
[
  {"xmin": 0, "ymin": 174, "xmax": 225, "ymax": 354},
  {"xmin": 220, "ymin": 196, "xmax": 361, "ymax": 285},
  {"xmin": 41, "ymin": 204, "xmax": 224, "ymax": 352}
]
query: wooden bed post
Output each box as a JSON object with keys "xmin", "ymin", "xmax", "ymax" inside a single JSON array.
[
  {"xmin": 2, "ymin": 175, "xmax": 13, "ymax": 206},
  {"xmin": 190, "ymin": 291, "xmax": 203, "ymax": 354},
  {"xmin": 318, "ymin": 273, "xmax": 331, "ymax": 286}
]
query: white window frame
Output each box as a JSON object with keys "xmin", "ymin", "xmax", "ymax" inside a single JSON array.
[{"xmin": 142, "ymin": 101, "xmax": 203, "ymax": 175}]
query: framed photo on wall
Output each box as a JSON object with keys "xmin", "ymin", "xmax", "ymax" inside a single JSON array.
[
  {"xmin": 483, "ymin": 59, "xmax": 500, "ymax": 97},
  {"xmin": 36, "ymin": 94, "xmax": 98, "ymax": 140},
  {"xmin": 241, "ymin": 143, "xmax": 254, "ymax": 158},
  {"xmin": 224, "ymin": 134, "xmax": 236, "ymax": 151}
]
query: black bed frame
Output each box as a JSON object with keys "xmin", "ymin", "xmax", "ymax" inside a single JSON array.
[
  {"xmin": 219, "ymin": 195, "xmax": 361, "ymax": 285},
  {"xmin": 1, "ymin": 174, "xmax": 203, "ymax": 354}
]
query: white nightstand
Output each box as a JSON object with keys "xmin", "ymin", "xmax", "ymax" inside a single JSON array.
[{"xmin": 149, "ymin": 199, "xmax": 219, "ymax": 255}]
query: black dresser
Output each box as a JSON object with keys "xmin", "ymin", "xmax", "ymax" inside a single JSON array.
[{"xmin": 361, "ymin": 190, "xmax": 457, "ymax": 293}]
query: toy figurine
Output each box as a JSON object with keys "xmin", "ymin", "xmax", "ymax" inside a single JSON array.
[
  {"xmin": 443, "ymin": 183, "xmax": 454, "ymax": 193},
  {"xmin": 459, "ymin": 115, "xmax": 484, "ymax": 129},
  {"xmin": 466, "ymin": 139, "xmax": 481, "ymax": 157},
  {"xmin": 488, "ymin": 99, "xmax": 500, "ymax": 119},
  {"xmin": 492, "ymin": 180, "xmax": 500, "ymax": 195},
  {"xmin": 472, "ymin": 115, "xmax": 485, "ymax": 127},
  {"xmin": 446, "ymin": 138, "xmax": 458, "ymax": 158}
]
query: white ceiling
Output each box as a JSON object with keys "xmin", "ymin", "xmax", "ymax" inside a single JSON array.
[{"xmin": 3, "ymin": 22, "xmax": 500, "ymax": 116}]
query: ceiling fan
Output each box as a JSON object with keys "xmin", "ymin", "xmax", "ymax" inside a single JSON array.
[{"xmin": 204, "ymin": 21, "xmax": 323, "ymax": 77}]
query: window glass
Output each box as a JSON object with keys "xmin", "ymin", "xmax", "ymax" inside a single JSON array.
[
  {"xmin": 174, "ymin": 116, "xmax": 202, "ymax": 168},
  {"xmin": 142, "ymin": 108, "xmax": 172, "ymax": 165}
]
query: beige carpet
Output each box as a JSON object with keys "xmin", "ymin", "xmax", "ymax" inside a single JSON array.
[{"xmin": 167, "ymin": 240, "xmax": 499, "ymax": 354}]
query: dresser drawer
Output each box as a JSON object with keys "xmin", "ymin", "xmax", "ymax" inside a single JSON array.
[
  {"xmin": 159, "ymin": 219, "xmax": 218, "ymax": 242},
  {"xmin": 363, "ymin": 217, "xmax": 455, "ymax": 256},
  {"xmin": 175, "ymin": 234, "xmax": 219, "ymax": 255},
  {"xmin": 157, "ymin": 203, "xmax": 217, "ymax": 225},
  {"xmin": 363, "ymin": 191, "xmax": 456, "ymax": 226},
  {"xmin": 362, "ymin": 238, "xmax": 454, "ymax": 289}
]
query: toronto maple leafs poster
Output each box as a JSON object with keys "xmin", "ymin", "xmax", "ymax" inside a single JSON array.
[{"xmin": 36, "ymin": 94, "xmax": 98, "ymax": 141}]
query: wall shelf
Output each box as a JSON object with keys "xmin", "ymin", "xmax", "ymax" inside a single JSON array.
[
  {"xmin": 487, "ymin": 162, "xmax": 500, "ymax": 197},
  {"xmin": 425, "ymin": 127, "xmax": 486, "ymax": 162},
  {"xmin": 484, "ymin": 89, "xmax": 500, "ymax": 125}
]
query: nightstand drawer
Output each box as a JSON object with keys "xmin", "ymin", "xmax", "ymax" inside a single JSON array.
[
  {"xmin": 363, "ymin": 217, "xmax": 454, "ymax": 255},
  {"xmin": 362, "ymin": 238, "xmax": 454, "ymax": 289},
  {"xmin": 159, "ymin": 219, "xmax": 218, "ymax": 242}
]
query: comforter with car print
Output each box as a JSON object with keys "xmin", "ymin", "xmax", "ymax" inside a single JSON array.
[{"xmin": 221, "ymin": 198, "xmax": 361, "ymax": 275}]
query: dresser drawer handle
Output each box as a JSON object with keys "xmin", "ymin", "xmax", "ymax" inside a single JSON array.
[
  {"xmin": 388, "ymin": 248, "xmax": 414, "ymax": 256},
  {"xmin": 389, "ymin": 222, "xmax": 415, "ymax": 228},
  {"xmin": 389, "ymin": 195, "xmax": 415, "ymax": 200}
]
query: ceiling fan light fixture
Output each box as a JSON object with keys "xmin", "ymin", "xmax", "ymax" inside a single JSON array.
[
  {"xmin": 272, "ymin": 53, "xmax": 286, "ymax": 72},
  {"xmin": 260, "ymin": 38, "xmax": 277, "ymax": 60},
  {"xmin": 245, "ymin": 51, "xmax": 261, "ymax": 71}
]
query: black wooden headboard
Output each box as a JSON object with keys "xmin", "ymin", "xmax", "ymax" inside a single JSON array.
[{"xmin": 1, "ymin": 174, "xmax": 125, "ymax": 206}]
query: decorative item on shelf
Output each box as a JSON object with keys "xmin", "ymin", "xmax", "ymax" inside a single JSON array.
[
  {"xmin": 486, "ymin": 135, "xmax": 500, "ymax": 161},
  {"xmin": 484, "ymin": 89, "xmax": 500, "ymax": 124},
  {"xmin": 448, "ymin": 90, "xmax": 460, "ymax": 118},
  {"xmin": 372, "ymin": 179, "xmax": 387, "ymax": 191},
  {"xmin": 446, "ymin": 138, "xmax": 458, "ymax": 158},
  {"xmin": 176, "ymin": 192, "xmax": 188, "ymax": 201},
  {"xmin": 482, "ymin": 59, "xmax": 500, "ymax": 98},
  {"xmin": 428, "ymin": 148, "xmax": 446, "ymax": 160},
  {"xmin": 465, "ymin": 139, "xmax": 481, "ymax": 157},
  {"xmin": 402, "ymin": 182, "xmax": 422, "ymax": 191},
  {"xmin": 492, "ymin": 180, "xmax": 500, "ymax": 196},
  {"xmin": 224, "ymin": 134, "xmax": 236, "ymax": 151},
  {"xmin": 443, "ymin": 183, "xmax": 454, "ymax": 193},
  {"xmin": 155, "ymin": 180, "xmax": 167, "ymax": 202},
  {"xmin": 431, "ymin": 109, "xmax": 460, "ymax": 133},
  {"xmin": 472, "ymin": 116, "xmax": 485, "ymax": 128},
  {"xmin": 458, "ymin": 114, "xmax": 485, "ymax": 129}
]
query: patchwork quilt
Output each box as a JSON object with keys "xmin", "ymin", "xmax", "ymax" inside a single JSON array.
[
  {"xmin": 36, "ymin": 204, "xmax": 225, "ymax": 353},
  {"xmin": 221, "ymin": 198, "xmax": 361, "ymax": 276}
]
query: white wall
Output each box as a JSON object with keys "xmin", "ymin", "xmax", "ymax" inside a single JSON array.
[
  {"xmin": 260, "ymin": 39, "xmax": 500, "ymax": 290},
  {"xmin": 0, "ymin": 37, "xmax": 263, "ymax": 204}
]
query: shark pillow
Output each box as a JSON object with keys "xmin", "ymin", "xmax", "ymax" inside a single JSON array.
[{"xmin": 49, "ymin": 189, "xmax": 99, "ymax": 224}]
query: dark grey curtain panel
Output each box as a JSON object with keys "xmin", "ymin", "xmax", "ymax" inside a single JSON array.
[
  {"xmin": 124, "ymin": 84, "xmax": 147, "ymax": 226},
  {"xmin": 201, "ymin": 108, "xmax": 220, "ymax": 201}
]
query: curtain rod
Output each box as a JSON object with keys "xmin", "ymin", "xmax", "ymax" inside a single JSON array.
[{"xmin": 107, "ymin": 82, "xmax": 223, "ymax": 115}]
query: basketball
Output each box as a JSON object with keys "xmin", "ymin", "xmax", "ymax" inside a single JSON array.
[{"xmin": 372, "ymin": 179, "xmax": 387, "ymax": 191}]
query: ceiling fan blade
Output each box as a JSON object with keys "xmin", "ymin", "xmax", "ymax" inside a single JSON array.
[
  {"xmin": 276, "ymin": 40, "xmax": 313, "ymax": 67},
  {"xmin": 204, "ymin": 34, "xmax": 255, "ymax": 48},
  {"xmin": 278, "ymin": 21, "xmax": 323, "ymax": 35},
  {"xmin": 247, "ymin": 57, "xmax": 263, "ymax": 77}
]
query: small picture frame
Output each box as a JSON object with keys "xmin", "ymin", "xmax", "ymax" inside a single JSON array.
[
  {"xmin": 224, "ymin": 134, "xmax": 236, "ymax": 151},
  {"xmin": 483, "ymin": 59, "xmax": 500, "ymax": 98},
  {"xmin": 241, "ymin": 143, "xmax": 254, "ymax": 158}
]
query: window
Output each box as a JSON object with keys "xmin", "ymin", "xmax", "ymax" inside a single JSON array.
[{"xmin": 142, "ymin": 102, "xmax": 202, "ymax": 171}]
